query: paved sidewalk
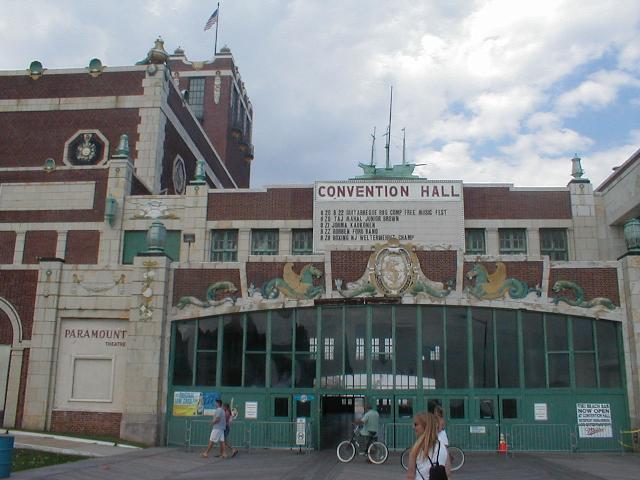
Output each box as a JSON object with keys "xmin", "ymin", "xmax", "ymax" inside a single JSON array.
[
  {"xmin": 8, "ymin": 447, "xmax": 640, "ymax": 480},
  {"xmin": 8, "ymin": 430, "xmax": 140, "ymax": 457}
]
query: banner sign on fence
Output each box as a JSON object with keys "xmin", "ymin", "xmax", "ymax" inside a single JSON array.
[
  {"xmin": 576, "ymin": 403, "xmax": 612, "ymax": 438},
  {"xmin": 534, "ymin": 403, "xmax": 548, "ymax": 421},
  {"xmin": 172, "ymin": 391, "xmax": 220, "ymax": 416}
]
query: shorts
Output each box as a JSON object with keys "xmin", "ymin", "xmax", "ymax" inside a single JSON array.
[
  {"xmin": 224, "ymin": 427, "xmax": 230, "ymax": 438},
  {"xmin": 209, "ymin": 429, "xmax": 225, "ymax": 443}
]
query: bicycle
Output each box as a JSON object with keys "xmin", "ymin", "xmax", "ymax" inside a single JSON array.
[
  {"xmin": 400, "ymin": 444, "xmax": 465, "ymax": 471},
  {"xmin": 336, "ymin": 424, "xmax": 389, "ymax": 464}
]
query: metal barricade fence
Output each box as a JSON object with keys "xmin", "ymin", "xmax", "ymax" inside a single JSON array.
[
  {"xmin": 383, "ymin": 423, "xmax": 414, "ymax": 451},
  {"xmin": 168, "ymin": 419, "xmax": 313, "ymax": 452},
  {"xmin": 446, "ymin": 424, "xmax": 500, "ymax": 451},
  {"xmin": 574, "ymin": 424, "xmax": 626, "ymax": 452},
  {"xmin": 509, "ymin": 424, "xmax": 573, "ymax": 452}
]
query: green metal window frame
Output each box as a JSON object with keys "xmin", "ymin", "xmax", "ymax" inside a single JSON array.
[
  {"xmin": 251, "ymin": 229, "xmax": 279, "ymax": 255},
  {"xmin": 122, "ymin": 230, "xmax": 181, "ymax": 264},
  {"xmin": 292, "ymin": 229, "xmax": 313, "ymax": 255},
  {"xmin": 170, "ymin": 306, "xmax": 624, "ymax": 392},
  {"xmin": 499, "ymin": 228, "xmax": 527, "ymax": 254},
  {"xmin": 187, "ymin": 77, "xmax": 205, "ymax": 120},
  {"xmin": 465, "ymin": 228, "xmax": 486, "ymax": 254},
  {"xmin": 540, "ymin": 228, "xmax": 568, "ymax": 260},
  {"xmin": 210, "ymin": 229, "xmax": 238, "ymax": 262}
]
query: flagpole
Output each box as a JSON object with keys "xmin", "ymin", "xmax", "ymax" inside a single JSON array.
[{"xmin": 214, "ymin": 2, "xmax": 220, "ymax": 55}]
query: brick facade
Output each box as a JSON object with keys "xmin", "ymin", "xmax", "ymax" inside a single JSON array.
[
  {"xmin": 549, "ymin": 267, "xmax": 620, "ymax": 306},
  {"xmin": 208, "ymin": 188, "xmax": 314, "ymax": 220},
  {"xmin": 162, "ymin": 122, "xmax": 198, "ymax": 194},
  {"xmin": 15, "ymin": 348, "xmax": 29, "ymax": 429},
  {"xmin": 0, "ymin": 310, "xmax": 12, "ymax": 344},
  {"xmin": 173, "ymin": 269, "xmax": 242, "ymax": 304},
  {"xmin": 463, "ymin": 186, "xmax": 572, "ymax": 219},
  {"xmin": 0, "ymin": 231, "xmax": 16, "ymax": 264},
  {"xmin": 50, "ymin": 411, "xmax": 122, "ymax": 438},
  {"xmin": 0, "ymin": 270, "xmax": 38, "ymax": 339},
  {"xmin": 0, "ymin": 109, "xmax": 139, "ymax": 168},
  {"xmin": 416, "ymin": 251, "xmax": 457, "ymax": 283},
  {"xmin": 22, "ymin": 231, "xmax": 57, "ymax": 264},
  {"xmin": 330, "ymin": 251, "xmax": 373, "ymax": 283},
  {"xmin": 65, "ymin": 231, "xmax": 100, "ymax": 264}
]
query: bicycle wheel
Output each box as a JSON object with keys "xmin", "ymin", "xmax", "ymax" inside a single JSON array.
[
  {"xmin": 448, "ymin": 445, "xmax": 465, "ymax": 471},
  {"xmin": 367, "ymin": 441, "xmax": 388, "ymax": 464},
  {"xmin": 336, "ymin": 440, "xmax": 356, "ymax": 463},
  {"xmin": 400, "ymin": 447, "xmax": 410, "ymax": 470}
]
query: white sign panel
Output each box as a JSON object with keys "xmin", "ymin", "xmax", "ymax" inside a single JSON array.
[
  {"xmin": 576, "ymin": 403, "xmax": 612, "ymax": 438},
  {"xmin": 534, "ymin": 403, "xmax": 548, "ymax": 421},
  {"xmin": 313, "ymin": 180, "xmax": 464, "ymax": 251},
  {"xmin": 296, "ymin": 418, "xmax": 306, "ymax": 446},
  {"xmin": 245, "ymin": 401, "xmax": 258, "ymax": 420}
]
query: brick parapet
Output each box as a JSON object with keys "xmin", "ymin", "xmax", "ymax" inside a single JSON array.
[
  {"xmin": 172, "ymin": 268, "xmax": 241, "ymax": 305},
  {"xmin": 548, "ymin": 267, "xmax": 620, "ymax": 306},
  {"xmin": 463, "ymin": 186, "xmax": 572, "ymax": 219},
  {"xmin": 0, "ymin": 270, "xmax": 38, "ymax": 339},
  {"xmin": 51, "ymin": 410, "xmax": 122, "ymax": 438},
  {"xmin": 208, "ymin": 187, "xmax": 314, "ymax": 221}
]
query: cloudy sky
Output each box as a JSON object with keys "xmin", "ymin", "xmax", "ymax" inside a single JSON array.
[{"xmin": 1, "ymin": 0, "xmax": 639, "ymax": 189}]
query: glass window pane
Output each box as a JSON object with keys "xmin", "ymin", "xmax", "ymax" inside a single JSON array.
[
  {"xmin": 546, "ymin": 314, "xmax": 568, "ymax": 351},
  {"xmin": 572, "ymin": 317, "xmax": 594, "ymax": 351},
  {"xmin": 502, "ymin": 399, "xmax": 518, "ymax": 419},
  {"xmin": 196, "ymin": 351, "xmax": 216, "ymax": 386},
  {"xmin": 377, "ymin": 398, "xmax": 393, "ymax": 418},
  {"xmin": 198, "ymin": 317, "xmax": 218, "ymax": 350},
  {"xmin": 274, "ymin": 397, "xmax": 289, "ymax": 417},
  {"xmin": 540, "ymin": 229, "xmax": 568, "ymax": 260},
  {"xmin": 496, "ymin": 310, "xmax": 519, "ymax": 388},
  {"xmin": 499, "ymin": 228, "xmax": 527, "ymax": 254},
  {"xmin": 548, "ymin": 353, "xmax": 570, "ymax": 387},
  {"xmin": 292, "ymin": 229, "xmax": 313, "ymax": 254},
  {"xmin": 221, "ymin": 315, "xmax": 243, "ymax": 386},
  {"xmin": 427, "ymin": 399, "xmax": 442, "ymax": 413},
  {"xmin": 321, "ymin": 308, "xmax": 343, "ymax": 388},
  {"xmin": 523, "ymin": 311, "xmax": 545, "ymax": 388},
  {"xmin": 472, "ymin": 308, "xmax": 494, "ymax": 388},
  {"xmin": 345, "ymin": 307, "xmax": 367, "ymax": 389},
  {"xmin": 271, "ymin": 353, "xmax": 292, "ymax": 387},
  {"xmin": 271, "ymin": 310, "xmax": 293, "ymax": 352},
  {"xmin": 449, "ymin": 399, "xmax": 465, "ymax": 419},
  {"xmin": 245, "ymin": 353, "xmax": 266, "ymax": 387},
  {"xmin": 396, "ymin": 306, "xmax": 417, "ymax": 389},
  {"xmin": 295, "ymin": 354, "xmax": 316, "ymax": 388},
  {"xmin": 575, "ymin": 352, "xmax": 596, "ymax": 387},
  {"xmin": 246, "ymin": 312, "xmax": 267, "ymax": 351},
  {"xmin": 251, "ymin": 229, "xmax": 279, "ymax": 255},
  {"xmin": 597, "ymin": 321, "xmax": 622, "ymax": 388},
  {"xmin": 296, "ymin": 400, "xmax": 311, "ymax": 417},
  {"xmin": 479, "ymin": 399, "xmax": 495, "ymax": 419},
  {"xmin": 447, "ymin": 307, "xmax": 468, "ymax": 388},
  {"xmin": 422, "ymin": 306, "xmax": 444, "ymax": 389},
  {"xmin": 465, "ymin": 229, "xmax": 486, "ymax": 254},
  {"xmin": 398, "ymin": 398, "xmax": 413, "ymax": 418},
  {"xmin": 173, "ymin": 323, "xmax": 195, "ymax": 385},
  {"xmin": 371, "ymin": 306, "xmax": 393, "ymax": 389},
  {"xmin": 295, "ymin": 308, "xmax": 317, "ymax": 353},
  {"xmin": 211, "ymin": 229, "xmax": 238, "ymax": 262}
]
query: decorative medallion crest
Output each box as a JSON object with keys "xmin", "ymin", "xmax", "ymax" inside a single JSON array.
[
  {"xmin": 75, "ymin": 133, "xmax": 98, "ymax": 163},
  {"xmin": 337, "ymin": 239, "xmax": 453, "ymax": 298},
  {"xmin": 172, "ymin": 157, "xmax": 187, "ymax": 194},
  {"xmin": 131, "ymin": 200, "xmax": 178, "ymax": 219}
]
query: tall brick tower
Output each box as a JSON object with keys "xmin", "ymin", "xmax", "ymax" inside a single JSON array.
[{"xmin": 168, "ymin": 45, "xmax": 253, "ymax": 188}]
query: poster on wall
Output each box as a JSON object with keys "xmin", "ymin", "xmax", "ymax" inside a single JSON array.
[
  {"xmin": 245, "ymin": 401, "xmax": 258, "ymax": 419},
  {"xmin": 576, "ymin": 403, "xmax": 612, "ymax": 438},
  {"xmin": 534, "ymin": 403, "xmax": 548, "ymax": 421}
]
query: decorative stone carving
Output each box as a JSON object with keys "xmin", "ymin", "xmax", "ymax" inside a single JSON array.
[
  {"xmin": 72, "ymin": 272, "xmax": 126, "ymax": 294},
  {"xmin": 465, "ymin": 262, "xmax": 538, "ymax": 300},
  {"xmin": 176, "ymin": 281, "xmax": 238, "ymax": 309},
  {"xmin": 551, "ymin": 280, "xmax": 615, "ymax": 310},
  {"xmin": 262, "ymin": 263, "xmax": 324, "ymax": 299},
  {"xmin": 138, "ymin": 261, "xmax": 157, "ymax": 320},
  {"xmin": 131, "ymin": 200, "xmax": 178, "ymax": 220}
]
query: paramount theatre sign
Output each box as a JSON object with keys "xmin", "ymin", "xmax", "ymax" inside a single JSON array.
[{"xmin": 313, "ymin": 180, "xmax": 464, "ymax": 251}]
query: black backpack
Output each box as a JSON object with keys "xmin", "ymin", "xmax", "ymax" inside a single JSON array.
[{"xmin": 417, "ymin": 441, "xmax": 448, "ymax": 480}]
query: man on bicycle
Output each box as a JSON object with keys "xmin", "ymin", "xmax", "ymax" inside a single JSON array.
[{"xmin": 356, "ymin": 401, "xmax": 380, "ymax": 455}]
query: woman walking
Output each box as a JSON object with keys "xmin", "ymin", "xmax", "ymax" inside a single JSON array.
[{"xmin": 406, "ymin": 412, "xmax": 450, "ymax": 480}]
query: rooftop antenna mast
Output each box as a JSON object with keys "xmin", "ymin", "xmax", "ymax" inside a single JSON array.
[
  {"xmin": 384, "ymin": 86, "xmax": 393, "ymax": 169},
  {"xmin": 401, "ymin": 127, "xmax": 406, "ymax": 165},
  {"xmin": 370, "ymin": 127, "xmax": 377, "ymax": 166}
]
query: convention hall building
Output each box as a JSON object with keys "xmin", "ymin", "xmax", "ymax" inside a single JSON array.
[{"xmin": 0, "ymin": 39, "xmax": 639, "ymax": 452}]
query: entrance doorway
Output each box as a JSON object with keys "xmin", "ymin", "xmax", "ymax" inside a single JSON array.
[{"xmin": 320, "ymin": 394, "xmax": 364, "ymax": 449}]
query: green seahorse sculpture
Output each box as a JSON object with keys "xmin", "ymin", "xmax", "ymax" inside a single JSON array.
[
  {"xmin": 551, "ymin": 280, "xmax": 615, "ymax": 310},
  {"xmin": 176, "ymin": 281, "xmax": 237, "ymax": 309}
]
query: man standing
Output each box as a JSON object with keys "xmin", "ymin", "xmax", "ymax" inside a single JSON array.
[
  {"xmin": 201, "ymin": 399, "xmax": 227, "ymax": 458},
  {"xmin": 357, "ymin": 401, "xmax": 380, "ymax": 454}
]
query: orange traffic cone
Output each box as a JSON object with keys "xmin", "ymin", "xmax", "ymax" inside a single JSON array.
[{"xmin": 498, "ymin": 433, "xmax": 508, "ymax": 454}]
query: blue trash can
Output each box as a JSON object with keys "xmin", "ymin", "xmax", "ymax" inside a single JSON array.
[{"xmin": 0, "ymin": 434, "xmax": 13, "ymax": 478}]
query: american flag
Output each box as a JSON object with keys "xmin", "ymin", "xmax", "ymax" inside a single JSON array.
[{"xmin": 204, "ymin": 7, "xmax": 219, "ymax": 31}]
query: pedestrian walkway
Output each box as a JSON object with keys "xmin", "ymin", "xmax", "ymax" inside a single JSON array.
[
  {"xmin": 8, "ymin": 430, "xmax": 140, "ymax": 457},
  {"xmin": 8, "ymin": 447, "xmax": 640, "ymax": 480}
]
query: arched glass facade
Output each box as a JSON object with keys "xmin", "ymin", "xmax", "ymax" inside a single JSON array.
[{"xmin": 169, "ymin": 305, "xmax": 626, "ymax": 450}]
